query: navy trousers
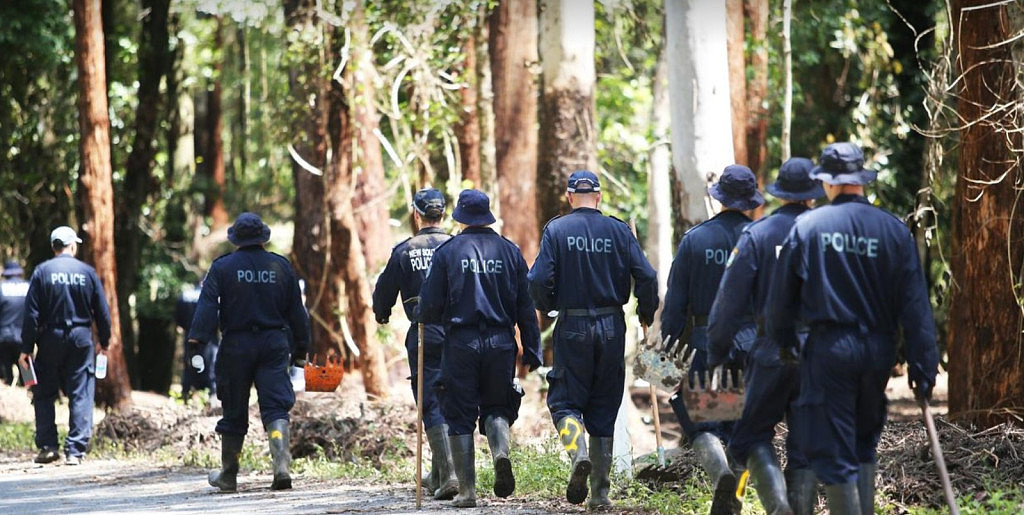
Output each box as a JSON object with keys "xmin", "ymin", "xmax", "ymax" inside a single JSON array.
[
  {"xmin": 32, "ymin": 328, "xmax": 95, "ymax": 457},
  {"xmin": 727, "ymin": 335, "xmax": 808, "ymax": 468},
  {"xmin": 794, "ymin": 326, "xmax": 893, "ymax": 484},
  {"xmin": 214, "ymin": 330, "xmax": 295, "ymax": 436},
  {"xmin": 545, "ymin": 312, "xmax": 625, "ymax": 437},
  {"xmin": 438, "ymin": 326, "xmax": 520, "ymax": 436},
  {"xmin": 405, "ymin": 323, "xmax": 446, "ymax": 429}
]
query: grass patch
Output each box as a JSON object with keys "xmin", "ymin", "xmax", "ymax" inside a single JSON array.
[
  {"xmin": 904, "ymin": 483, "xmax": 1024, "ymax": 515},
  {"xmin": 0, "ymin": 421, "xmax": 36, "ymax": 451}
]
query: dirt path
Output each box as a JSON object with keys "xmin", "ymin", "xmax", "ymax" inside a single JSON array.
[{"xmin": 0, "ymin": 453, "xmax": 566, "ymax": 514}]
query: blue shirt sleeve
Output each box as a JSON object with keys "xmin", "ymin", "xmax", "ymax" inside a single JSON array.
[
  {"xmin": 89, "ymin": 269, "xmax": 112, "ymax": 349},
  {"xmin": 708, "ymin": 233, "xmax": 758, "ymax": 365},
  {"xmin": 896, "ymin": 231, "xmax": 938, "ymax": 387},
  {"xmin": 526, "ymin": 229, "xmax": 557, "ymax": 313},
  {"xmin": 515, "ymin": 252, "xmax": 543, "ymax": 366},
  {"xmin": 19, "ymin": 271, "xmax": 43, "ymax": 354},
  {"xmin": 661, "ymin": 239, "xmax": 691, "ymax": 344},
  {"xmin": 188, "ymin": 264, "xmax": 222, "ymax": 345},
  {"xmin": 766, "ymin": 227, "xmax": 804, "ymax": 351},
  {"xmin": 628, "ymin": 234, "xmax": 659, "ymax": 324},
  {"xmin": 372, "ymin": 250, "xmax": 403, "ymax": 322}
]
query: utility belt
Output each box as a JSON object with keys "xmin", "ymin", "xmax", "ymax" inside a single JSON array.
[
  {"xmin": 223, "ymin": 325, "xmax": 287, "ymax": 336},
  {"xmin": 43, "ymin": 321, "xmax": 92, "ymax": 331},
  {"xmin": 450, "ymin": 320, "xmax": 512, "ymax": 333},
  {"xmin": 561, "ymin": 306, "xmax": 622, "ymax": 317},
  {"xmin": 755, "ymin": 318, "xmax": 809, "ymax": 337}
]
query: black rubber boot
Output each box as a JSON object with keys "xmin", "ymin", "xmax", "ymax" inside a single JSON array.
[
  {"xmin": 426, "ymin": 424, "xmax": 459, "ymax": 500},
  {"xmin": 785, "ymin": 468, "xmax": 818, "ymax": 515},
  {"xmin": 747, "ymin": 444, "xmax": 793, "ymax": 515},
  {"xmin": 208, "ymin": 434, "xmax": 244, "ymax": 492},
  {"xmin": 556, "ymin": 416, "xmax": 591, "ymax": 504},
  {"xmin": 857, "ymin": 463, "xmax": 877, "ymax": 515},
  {"xmin": 693, "ymin": 432, "xmax": 742, "ymax": 515},
  {"xmin": 586, "ymin": 436, "xmax": 614, "ymax": 510},
  {"xmin": 450, "ymin": 434, "xmax": 477, "ymax": 508},
  {"xmin": 485, "ymin": 416, "xmax": 515, "ymax": 498},
  {"xmin": 824, "ymin": 482, "xmax": 861, "ymax": 515},
  {"xmin": 266, "ymin": 419, "xmax": 292, "ymax": 490}
]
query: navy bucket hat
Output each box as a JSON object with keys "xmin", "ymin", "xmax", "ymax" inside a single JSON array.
[
  {"xmin": 2, "ymin": 260, "xmax": 23, "ymax": 277},
  {"xmin": 709, "ymin": 165, "xmax": 765, "ymax": 211},
  {"xmin": 567, "ymin": 170, "xmax": 601, "ymax": 193},
  {"xmin": 413, "ymin": 188, "xmax": 446, "ymax": 218},
  {"xmin": 228, "ymin": 212, "xmax": 271, "ymax": 247},
  {"xmin": 452, "ymin": 189, "xmax": 496, "ymax": 226},
  {"xmin": 766, "ymin": 157, "xmax": 825, "ymax": 201},
  {"xmin": 810, "ymin": 142, "xmax": 878, "ymax": 185}
]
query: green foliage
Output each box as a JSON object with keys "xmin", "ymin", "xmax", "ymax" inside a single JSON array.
[
  {"xmin": 0, "ymin": 422, "xmax": 36, "ymax": 452},
  {"xmin": 905, "ymin": 483, "xmax": 1024, "ymax": 515}
]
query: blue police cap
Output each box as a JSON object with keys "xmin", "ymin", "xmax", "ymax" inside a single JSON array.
[
  {"xmin": 766, "ymin": 157, "xmax": 825, "ymax": 201},
  {"xmin": 567, "ymin": 170, "xmax": 601, "ymax": 193},
  {"xmin": 2, "ymin": 260, "xmax": 23, "ymax": 277},
  {"xmin": 413, "ymin": 188, "xmax": 445, "ymax": 217},
  {"xmin": 810, "ymin": 142, "xmax": 878, "ymax": 185},
  {"xmin": 709, "ymin": 165, "xmax": 764, "ymax": 211},
  {"xmin": 452, "ymin": 189, "xmax": 496, "ymax": 226},
  {"xmin": 227, "ymin": 212, "xmax": 271, "ymax": 247}
]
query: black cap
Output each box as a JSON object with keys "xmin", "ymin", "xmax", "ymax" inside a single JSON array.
[
  {"xmin": 567, "ymin": 170, "xmax": 601, "ymax": 193},
  {"xmin": 766, "ymin": 157, "xmax": 825, "ymax": 201},
  {"xmin": 451, "ymin": 189, "xmax": 496, "ymax": 226},
  {"xmin": 413, "ymin": 188, "xmax": 445, "ymax": 218}
]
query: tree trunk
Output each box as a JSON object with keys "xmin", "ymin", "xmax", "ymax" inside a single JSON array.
[
  {"xmin": 116, "ymin": 0, "xmax": 170, "ymax": 387},
  {"xmin": 647, "ymin": 44, "xmax": 672, "ymax": 298},
  {"xmin": 476, "ymin": 5, "xmax": 498, "ymax": 193},
  {"xmin": 489, "ymin": 0, "xmax": 539, "ymax": 261},
  {"xmin": 331, "ymin": 62, "xmax": 389, "ymax": 399},
  {"xmin": 665, "ymin": 0, "xmax": 735, "ymax": 227},
  {"xmin": 283, "ymin": 0, "xmax": 340, "ymax": 364},
  {"xmin": 349, "ymin": 4, "xmax": 390, "ymax": 273},
  {"xmin": 73, "ymin": 0, "xmax": 130, "ymax": 410},
  {"xmin": 780, "ymin": 0, "xmax": 793, "ymax": 162},
  {"xmin": 947, "ymin": 0, "xmax": 1024, "ymax": 427},
  {"xmin": 744, "ymin": 0, "xmax": 769, "ymax": 183},
  {"xmin": 203, "ymin": 18, "xmax": 229, "ymax": 230},
  {"xmin": 456, "ymin": 28, "xmax": 482, "ymax": 188},
  {"xmin": 537, "ymin": 0, "xmax": 597, "ymax": 236},
  {"xmin": 725, "ymin": 0, "xmax": 747, "ymax": 167}
]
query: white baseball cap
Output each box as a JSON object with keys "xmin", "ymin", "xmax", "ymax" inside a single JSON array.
[{"xmin": 50, "ymin": 226, "xmax": 83, "ymax": 245}]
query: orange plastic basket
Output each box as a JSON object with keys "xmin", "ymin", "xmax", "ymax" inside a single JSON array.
[{"xmin": 304, "ymin": 356, "xmax": 345, "ymax": 392}]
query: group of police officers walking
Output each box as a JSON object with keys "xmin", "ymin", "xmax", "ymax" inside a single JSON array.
[
  {"xmin": 9, "ymin": 139, "xmax": 936, "ymax": 514},
  {"xmin": 374, "ymin": 141, "xmax": 938, "ymax": 515}
]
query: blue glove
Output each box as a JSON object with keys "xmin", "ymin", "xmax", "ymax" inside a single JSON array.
[{"xmin": 910, "ymin": 376, "xmax": 933, "ymax": 403}]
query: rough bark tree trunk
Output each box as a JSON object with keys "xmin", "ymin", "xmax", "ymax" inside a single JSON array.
[
  {"xmin": 725, "ymin": 0, "xmax": 748, "ymax": 167},
  {"xmin": 647, "ymin": 44, "xmax": 672, "ymax": 298},
  {"xmin": 489, "ymin": 0, "xmax": 539, "ymax": 261},
  {"xmin": 744, "ymin": 0, "xmax": 769, "ymax": 183},
  {"xmin": 947, "ymin": 0, "xmax": 1024, "ymax": 427},
  {"xmin": 204, "ymin": 18, "xmax": 229, "ymax": 230},
  {"xmin": 537, "ymin": 0, "xmax": 597, "ymax": 236},
  {"xmin": 73, "ymin": 0, "xmax": 130, "ymax": 410},
  {"xmin": 456, "ymin": 28, "xmax": 482, "ymax": 188}
]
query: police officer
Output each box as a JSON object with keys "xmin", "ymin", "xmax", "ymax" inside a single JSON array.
[
  {"xmin": 0, "ymin": 260, "xmax": 29, "ymax": 385},
  {"xmin": 766, "ymin": 143, "xmax": 938, "ymax": 514},
  {"xmin": 661, "ymin": 165, "xmax": 762, "ymax": 515},
  {"xmin": 19, "ymin": 226, "xmax": 112, "ymax": 465},
  {"xmin": 707, "ymin": 158, "xmax": 824, "ymax": 515},
  {"xmin": 372, "ymin": 188, "xmax": 458, "ymax": 501},
  {"xmin": 527, "ymin": 170, "xmax": 658, "ymax": 508},
  {"xmin": 175, "ymin": 278, "xmax": 218, "ymax": 402},
  {"xmin": 188, "ymin": 212, "xmax": 311, "ymax": 492},
  {"xmin": 418, "ymin": 189, "xmax": 542, "ymax": 508}
]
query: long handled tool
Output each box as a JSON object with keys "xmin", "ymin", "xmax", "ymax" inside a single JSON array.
[
  {"xmin": 416, "ymin": 323, "xmax": 425, "ymax": 508},
  {"xmin": 642, "ymin": 324, "xmax": 665, "ymax": 466},
  {"xmin": 919, "ymin": 397, "xmax": 959, "ymax": 515}
]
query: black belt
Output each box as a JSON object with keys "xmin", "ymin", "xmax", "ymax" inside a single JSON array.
[
  {"xmin": 562, "ymin": 307, "xmax": 622, "ymax": 317},
  {"xmin": 756, "ymin": 318, "xmax": 809, "ymax": 336},
  {"xmin": 225, "ymin": 325, "xmax": 286, "ymax": 336}
]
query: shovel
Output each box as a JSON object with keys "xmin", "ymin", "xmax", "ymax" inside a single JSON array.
[
  {"xmin": 919, "ymin": 396, "xmax": 959, "ymax": 515},
  {"xmin": 680, "ymin": 366, "xmax": 745, "ymax": 423}
]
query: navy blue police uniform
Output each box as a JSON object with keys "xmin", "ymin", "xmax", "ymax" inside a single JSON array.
[
  {"xmin": 175, "ymin": 282, "xmax": 218, "ymax": 397},
  {"xmin": 529, "ymin": 204, "xmax": 657, "ymax": 437},
  {"xmin": 188, "ymin": 216, "xmax": 310, "ymax": 437},
  {"xmin": 419, "ymin": 226, "xmax": 541, "ymax": 435},
  {"xmin": 21, "ymin": 227, "xmax": 112, "ymax": 461},
  {"xmin": 0, "ymin": 261, "xmax": 29, "ymax": 385},
  {"xmin": 662, "ymin": 208, "xmax": 756, "ymax": 441},
  {"xmin": 373, "ymin": 225, "xmax": 451, "ymax": 429},
  {"xmin": 766, "ymin": 144, "xmax": 938, "ymax": 491}
]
